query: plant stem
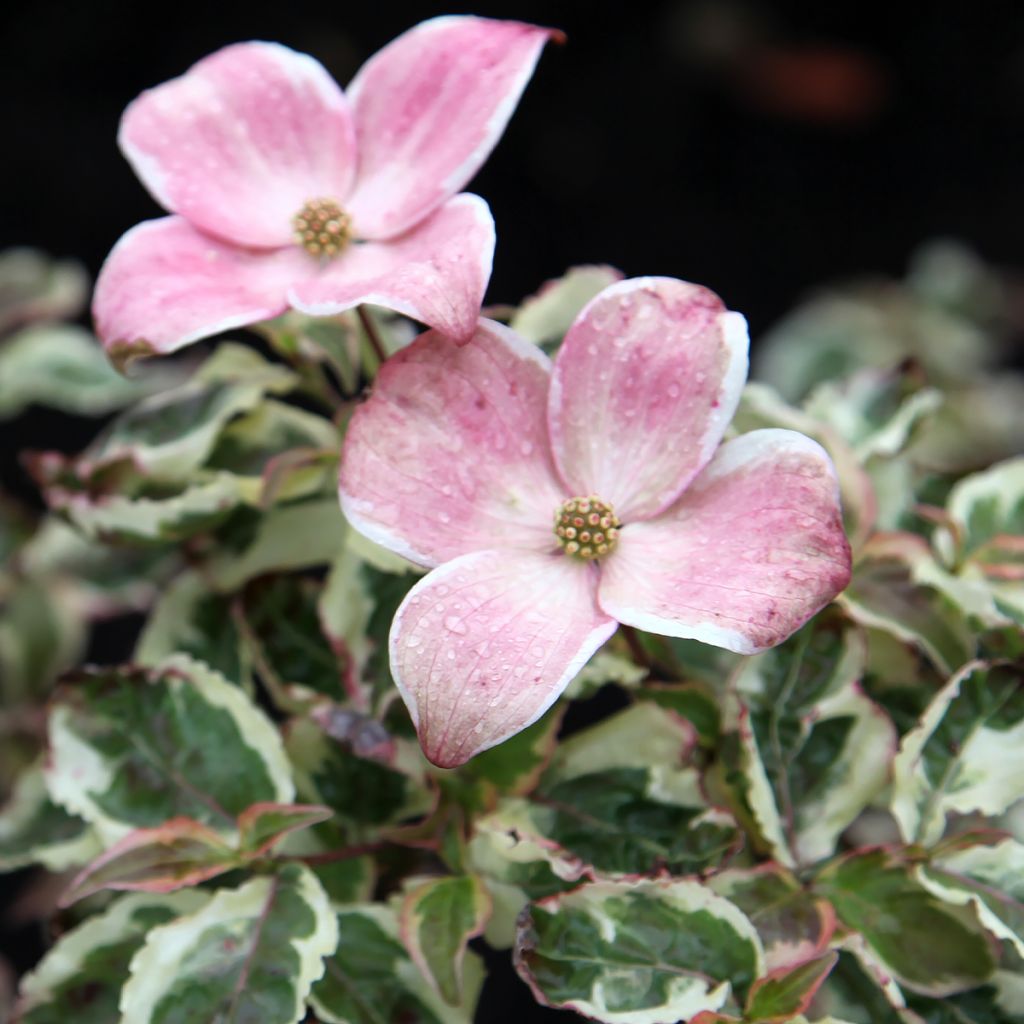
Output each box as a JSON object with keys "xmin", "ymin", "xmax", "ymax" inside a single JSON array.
[
  {"xmin": 357, "ymin": 305, "xmax": 388, "ymax": 366},
  {"xmin": 280, "ymin": 841, "xmax": 392, "ymax": 866}
]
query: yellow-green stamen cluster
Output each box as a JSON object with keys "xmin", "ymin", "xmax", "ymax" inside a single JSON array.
[
  {"xmin": 292, "ymin": 198, "xmax": 353, "ymax": 258},
  {"xmin": 554, "ymin": 496, "xmax": 620, "ymax": 560}
]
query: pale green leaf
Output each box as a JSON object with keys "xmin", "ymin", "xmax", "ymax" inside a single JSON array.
[
  {"xmin": 399, "ymin": 874, "xmax": 491, "ymax": 1005},
  {"xmin": 510, "ymin": 265, "xmax": 623, "ymax": 345},
  {"xmin": 891, "ymin": 661, "xmax": 1024, "ymax": 846}
]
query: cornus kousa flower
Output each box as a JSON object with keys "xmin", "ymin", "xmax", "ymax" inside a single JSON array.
[
  {"xmin": 92, "ymin": 17, "xmax": 556, "ymax": 366},
  {"xmin": 341, "ymin": 277, "xmax": 853, "ymax": 768}
]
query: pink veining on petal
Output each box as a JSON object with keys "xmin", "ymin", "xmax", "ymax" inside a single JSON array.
[
  {"xmin": 340, "ymin": 317, "xmax": 564, "ymax": 568},
  {"xmin": 598, "ymin": 429, "xmax": 852, "ymax": 654},
  {"xmin": 346, "ymin": 16, "xmax": 556, "ymax": 239},
  {"xmin": 548, "ymin": 277, "xmax": 749, "ymax": 522},
  {"xmin": 289, "ymin": 193, "xmax": 495, "ymax": 344},
  {"xmin": 92, "ymin": 216, "xmax": 312, "ymax": 358},
  {"xmin": 120, "ymin": 42, "xmax": 357, "ymax": 248},
  {"xmin": 390, "ymin": 549, "xmax": 617, "ymax": 768}
]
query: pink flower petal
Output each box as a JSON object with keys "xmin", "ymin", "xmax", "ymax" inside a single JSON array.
[
  {"xmin": 391, "ymin": 550, "xmax": 617, "ymax": 767},
  {"xmin": 548, "ymin": 277, "xmax": 749, "ymax": 522},
  {"xmin": 598, "ymin": 429, "xmax": 852, "ymax": 654},
  {"xmin": 120, "ymin": 42, "xmax": 356, "ymax": 248},
  {"xmin": 93, "ymin": 216, "xmax": 310, "ymax": 362},
  {"xmin": 340, "ymin": 317, "xmax": 564, "ymax": 567},
  {"xmin": 346, "ymin": 16, "xmax": 555, "ymax": 239},
  {"xmin": 289, "ymin": 193, "xmax": 495, "ymax": 344}
]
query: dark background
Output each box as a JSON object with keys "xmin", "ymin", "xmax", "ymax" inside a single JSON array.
[{"xmin": 2, "ymin": 1, "xmax": 1024, "ymax": 1019}]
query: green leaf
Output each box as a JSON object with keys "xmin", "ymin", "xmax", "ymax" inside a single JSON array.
[
  {"xmin": 311, "ymin": 904, "xmax": 484, "ymax": 1024},
  {"xmin": 744, "ymin": 952, "xmax": 838, "ymax": 1022},
  {"xmin": 238, "ymin": 574, "xmax": 350, "ymax": 704},
  {"xmin": 59, "ymin": 818, "xmax": 237, "ymax": 905},
  {"xmin": 707, "ymin": 866, "xmax": 835, "ymax": 971},
  {"xmin": 816, "ymin": 848, "xmax": 998, "ymax": 996},
  {"xmin": 840, "ymin": 534, "xmax": 975, "ymax": 674},
  {"xmin": 918, "ymin": 837, "xmax": 1024, "ymax": 958},
  {"xmin": 509, "ymin": 265, "xmax": 623, "ymax": 345},
  {"xmin": 0, "ymin": 324, "xmax": 176, "ymax": 418},
  {"xmin": 535, "ymin": 703, "xmax": 740, "ymax": 876},
  {"xmin": 891, "ymin": 660, "xmax": 1024, "ymax": 846},
  {"xmin": 399, "ymin": 875, "xmax": 491, "ymax": 1005},
  {"xmin": 635, "ymin": 682, "xmax": 722, "ymax": 747},
  {"xmin": 725, "ymin": 623, "xmax": 896, "ymax": 865},
  {"xmin": 905, "ymin": 974, "xmax": 1024, "ymax": 1023},
  {"xmin": 205, "ymin": 497, "xmax": 346, "ymax": 590},
  {"xmin": 286, "ymin": 716, "xmax": 431, "ymax": 829},
  {"xmin": 119, "ymin": 864, "xmax": 337, "ymax": 1024},
  {"xmin": 47, "ymin": 655, "xmax": 294, "ymax": 843},
  {"xmin": 515, "ymin": 878, "xmax": 765, "ymax": 1023},
  {"xmin": 563, "ymin": 650, "xmax": 647, "ymax": 700},
  {"xmin": 13, "ymin": 891, "xmax": 206, "ymax": 1024},
  {"xmin": 0, "ymin": 762, "xmax": 98, "ymax": 871},
  {"xmin": 237, "ymin": 802, "xmax": 333, "ymax": 857},
  {"xmin": 466, "ymin": 704, "xmax": 564, "ymax": 795},
  {"xmin": 134, "ymin": 571, "xmax": 247, "ymax": 683}
]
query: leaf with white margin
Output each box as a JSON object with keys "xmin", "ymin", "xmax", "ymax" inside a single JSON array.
[
  {"xmin": 815, "ymin": 848, "xmax": 997, "ymax": 996},
  {"xmin": 0, "ymin": 762, "xmax": 99, "ymax": 871},
  {"xmin": 311, "ymin": 903, "xmax": 484, "ymax": 1024},
  {"xmin": 0, "ymin": 247, "xmax": 88, "ymax": 333},
  {"xmin": 119, "ymin": 864, "xmax": 337, "ymax": 1024},
  {"xmin": 743, "ymin": 951, "xmax": 838, "ymax": 1023},
  {"xmin": 515, "ymin": 878, "xmax": 765, "ymax": 1024},
  {"xmin": 918, "ymin": 837, "xmax": 1024, "ymax": 958},
  {"xmin": 14, "ymin": 891, "xmax": 206, "ymax": 1024},
  {"xmin": 531, "ymin": 703, "xmax": 741, "ymax": 877},
  {"xmin": 55, "ymin": 471, "xmax": 249, "ymax": 545},
  {"xmin": 562, "ymin": 650, "xmax": 647, "ymax": 700},
  {"xmin": 891, "ymin": 660, "xmax": 1024, "ymax": 847},
  {"xmin": 399, "ymin": 874, "xmax": 491, "ymax": 1005},
  {"xmin": 726, "ymin": 622, "xmax": 895, "ymax": 865},
  {"xmin": 134, "ymin": 571, "xmax": 247, "ymax": 684},
  {"xmin": 47, "ymin": 654, "xmax": 293, "ymax": 844},
  {"xmin": 0, "ymin": 324, "xmax": 175, "ymax": 419},
  {"xmin": 509, "ymin": 265, "xmax": 624, "ymax": 345}
]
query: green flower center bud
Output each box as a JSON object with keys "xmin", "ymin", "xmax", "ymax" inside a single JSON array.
[
  {"xmin": 554, "ymin": 495, "xmax": 621, "ymax": 560},
  {"xmin": 292, "ymin": 198, "xmax": 353, "ymax": 259}
]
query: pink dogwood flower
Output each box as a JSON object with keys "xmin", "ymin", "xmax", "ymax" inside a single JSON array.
[
  {"xmin": 93, "ymin": 17, "xmax": 556, "ymax": 366},
  {"xmin": 340, "ymin": 277, "xmax": 853, "ymax": 768}
]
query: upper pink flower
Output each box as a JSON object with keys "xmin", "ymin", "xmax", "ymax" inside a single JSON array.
[
  {"xmin": 93, "ymin": 18, "xmax": 556, "ymax": 365},
  {"xmin": 340, "ymin": 277, "xmax": 853, "ymax": 768}
]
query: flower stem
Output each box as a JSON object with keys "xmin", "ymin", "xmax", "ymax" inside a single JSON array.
[{"xmin": 357, "ymin": 305, "xmax": 389, "ymax": 366}]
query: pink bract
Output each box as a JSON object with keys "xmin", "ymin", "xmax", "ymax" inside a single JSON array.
[
  {"xmin": 340, "ymin": 277, "xmax": 853, "ymax": 768},
  {"xmin": 93, "ymin": 18, "xmax": 557, "ymax": 364}
]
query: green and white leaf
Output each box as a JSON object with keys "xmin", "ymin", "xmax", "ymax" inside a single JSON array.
[
  {"xmin": 891, "ymin": 661, "xmax": 1024, "ymax": 846},
  {"xmin": 0, "ymin": 247, "xmax": 88, "ymax": 332},
  {"xmin": 47, "ymin": 654, "xmax": 293, "ymax": 844},
  {"xmin": 515, "ymin": 878, "xmax": 765, "ymax": 1024},
  {"xmin": 399, "ymin": 874, "xmax": 491, "ymax": 1005},
  {"xmin": 120, "ymin": 865, "xmax": 337, "ymax": 1024},
  {"xmin": 510, "ymin": 265, "xmax": 623, "ymax": 345},
  {"xmin": 311, "ymin": 903, "xmax": 484, "ymax": 1024},
  {"xmin": 0, "ymin": 762, "xmax": 99, "ymax": 871},
  {"xmin": 15, "ymin": 891, "xmax": 206, "ymax": 1024},
  {"xmin": 0, "ymin": 324, "xmax": 173, "ymax": 418},
  {"xmin": 918, "ymin": 837, "xmax": 1024, "ymax": 958},
  {"xmin": 563, "ymin": 650, "xmax": 647, "ymax": 700},
  {"xmin": 816, "ymin": 848, "xmax": 997, "ymax": 996}
]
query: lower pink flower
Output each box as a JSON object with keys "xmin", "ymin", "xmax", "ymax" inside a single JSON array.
[{"xmin": 340, "ymin": 277, "xmax": 852, "ymax": 767}]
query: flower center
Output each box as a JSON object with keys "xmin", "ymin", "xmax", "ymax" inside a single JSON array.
[
  {"xmin": 554, "ymin": 495, "xmax": 621, "ymax": 560},
  {"xmin": 292, "ymin": 198, "xmax": 353, "ymax": 259}
]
